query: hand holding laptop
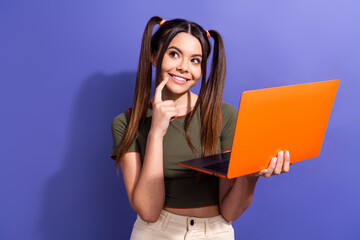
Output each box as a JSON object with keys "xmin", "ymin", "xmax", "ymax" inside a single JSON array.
[{"xmin": 251, "ymin": 150, "xmax": 291, "ymax": 178}]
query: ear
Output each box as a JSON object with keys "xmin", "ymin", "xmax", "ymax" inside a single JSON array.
[{"xmin": 150, "ymin": 52, "xmax": 158, "ymax": 67}]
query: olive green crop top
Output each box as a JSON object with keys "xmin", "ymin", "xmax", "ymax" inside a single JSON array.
[{"xmin": 110, "ymin": 102, "xmax": 237, "ymax": 208}]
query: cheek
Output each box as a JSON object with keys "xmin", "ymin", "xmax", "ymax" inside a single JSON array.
[
  {"xmin": 162, "ymin": 55, "xmax": 178, "ymax": 67},
  {"xmin": 192, "ymin": 66, "xmax": 202, "ymax": 79}
]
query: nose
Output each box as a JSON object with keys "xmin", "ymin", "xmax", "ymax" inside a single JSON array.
[{"xmin": 176, "ymin": 58, "xmax": 189, "ymax": 73}]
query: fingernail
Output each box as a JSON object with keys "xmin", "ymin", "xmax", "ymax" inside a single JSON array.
[
  {"xmin": 164, "ymin": 77, "xmax": 169, "ymax": 81},
  {"xmin": 279, "ymin": 151, "xmax": 283, "ymax": 157},
  {"xmin": 262, "ymin": 169, "xmax": 268, "ymax": 173},
  {"xmin": 273, "ymin": 157, "xmax": 277, "ymax": 164},
  {"xmin": 286, "ymin": 151, "xmax": 290, "ymax": 157}
]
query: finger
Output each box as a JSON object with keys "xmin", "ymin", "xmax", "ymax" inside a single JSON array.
[
  {"xmin": 273, "ymin": 151, "xmax": 284, "ymax": 175},
  {"xmin": 158, "ymin": 100, "xmax": 176, "ymax": 107},
  {"xmin": 282, "ymin": 150, "xmax": 290, "ymax": 173},
  {"xmin": 158, "ymin": 105, "xmax": 177, "ymax": 115},
  {"xmin": 254, "ymin": 169, "xmax": 268, "ymax": 177},
  {"xmin": 153, "ymin": 77, "xmax": 169, "ymax": 103},
  {"xmin": 168, "ymin": 110, "xmax": 178, "ymax": 122},
  {"xmin": 158, "ymin": 106, "xmax": 178, "ymax": 114},
  {"xmin": 264, "ymin": 157, "xmax": 277, "ymax": 178}
]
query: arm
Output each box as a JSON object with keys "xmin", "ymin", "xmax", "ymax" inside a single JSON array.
[
  {"xmin": 120, "ymin": 133, "xmax": 166, "ymax": 223},
  {"xmin": 219, "ymin": 175, "xmax": 259, "ymax": 222},
  {"xmin": 219, "ymin": 150, "xmax": 290, "ymax": 222},
  {"xmin": 120, "ymin": 77, "xmax": 176, "ymax": 223}
]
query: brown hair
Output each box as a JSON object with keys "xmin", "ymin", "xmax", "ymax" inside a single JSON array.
[{"xmin": 115, "ymin": 16, "xmax": 226, "ymax": 170}]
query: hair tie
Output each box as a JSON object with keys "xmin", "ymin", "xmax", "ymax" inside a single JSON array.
[
  {"xmin": 205, "ymin": 30, "xmax": 210, "ymax": 38},
  {"xmin": 159, "ymin": 19, "xmax": 166, "ymax": 26}
]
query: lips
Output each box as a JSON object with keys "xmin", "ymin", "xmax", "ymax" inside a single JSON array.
[
  {"xmin": 168, "ymin": 73, "xmax": 191, "ymax": 85},
  {"xmin": 168, "ymin": 73, "xmax": 190, "ymax": 82}
]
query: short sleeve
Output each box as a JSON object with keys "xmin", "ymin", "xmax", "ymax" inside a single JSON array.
[
  {"xmin": 220, "ymin": 102, "xmax": 237, "ymax": 152},
  {"xmin": 110, "ymin": 110, "xmax": 140, "ymax": 160}
]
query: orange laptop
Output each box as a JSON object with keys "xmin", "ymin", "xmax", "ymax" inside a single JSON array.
[{"xmin": 179, "ymin": 79, "xmax": 339, "ymax": 179}]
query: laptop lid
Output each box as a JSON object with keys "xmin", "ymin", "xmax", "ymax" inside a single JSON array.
[{"xmin": 227, "ymin": 79, "xmax": 339, "ymax": 178}]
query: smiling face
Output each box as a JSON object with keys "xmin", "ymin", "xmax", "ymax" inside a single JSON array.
[{"xmin": 154, "ymin": 32, "xmax": 203, "ymax": 98}]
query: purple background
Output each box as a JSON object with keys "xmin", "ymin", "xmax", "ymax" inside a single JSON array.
[{"xmin": 1, "ymin": 0, "xmax": 359, "ymax": 239}]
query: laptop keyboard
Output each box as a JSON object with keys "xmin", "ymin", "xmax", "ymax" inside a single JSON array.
[{"xmin": 204, "ymin": 160, "xmax": 229, "ymax": 174}]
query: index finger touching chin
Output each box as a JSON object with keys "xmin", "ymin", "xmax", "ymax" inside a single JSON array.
[{"xmin": 154, "ymin": 77, "xmax": 169, "ymax": 103}]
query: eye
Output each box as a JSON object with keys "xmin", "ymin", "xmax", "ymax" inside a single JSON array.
[
  {"xmin": 169, "ymin": 51, "xmax": 179, "ymax": 58},
  {"xmin": 192, "ymin": 58, "xmax": 201, "ymax": 64}
]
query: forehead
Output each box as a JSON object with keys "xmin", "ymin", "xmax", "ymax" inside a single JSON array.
[{"xmin": 168, "ymin": 32, "xmax": 202, "ymax": 55}]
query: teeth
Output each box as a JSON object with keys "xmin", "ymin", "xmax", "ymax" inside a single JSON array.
[{"xmin": 171, "ymin": 75, "xmax": 187, "ymax": 81}]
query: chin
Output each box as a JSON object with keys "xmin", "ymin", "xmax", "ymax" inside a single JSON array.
[
  {"xmin": 166, "ymin": 87, "xmax": 190, "ymax": 96},
  {"xmin": 166, "ymin": 81, "xmax": 196, "ymax": 94}
]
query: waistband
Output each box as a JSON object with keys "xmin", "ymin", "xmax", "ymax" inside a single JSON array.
[
  {"xmin": 158, "ymin": 209, "xmax": 231, "ymax": 234},
  {"xmin": 134, "ymin": 209, "xmax": 233, "ymax": 237},
  {"xmin": 160, "ymin": 209, "xmax": 226, "ymax": 225}
]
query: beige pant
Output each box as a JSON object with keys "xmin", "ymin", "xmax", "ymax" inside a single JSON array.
[{"xmin": 130, "ymin": 209, "xmax": 234, "ymax": 240}]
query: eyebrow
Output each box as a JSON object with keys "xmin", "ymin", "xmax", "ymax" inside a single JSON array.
[{"xmin": 167, "ymin": 46, "xmax": 202, "ymax": 58}]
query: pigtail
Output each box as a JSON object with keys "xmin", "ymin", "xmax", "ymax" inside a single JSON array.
[
  {"xmin": 115, "ymin": 16, "xmax": 163, "ymax": 171},
  {"xmin": 116, "ymin": 17, "xmax": 225, "ymax": 173},
  {"xmin": 199, "ymin": 30, "xmax": 226, "ymax": 157}
]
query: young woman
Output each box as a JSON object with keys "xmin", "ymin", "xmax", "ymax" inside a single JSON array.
[{"xmin": 110, "ymin": 16, "xmax": 290, "ymax": 240}]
